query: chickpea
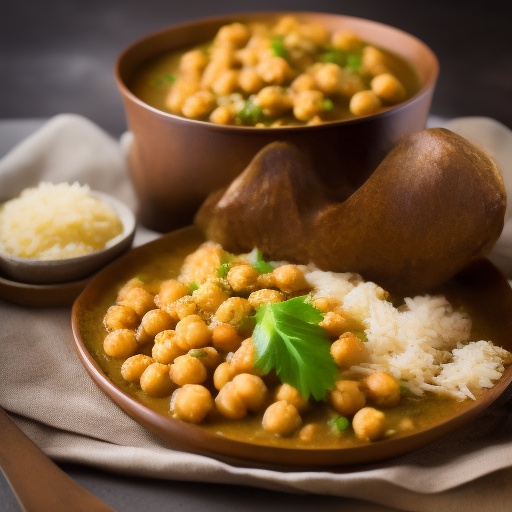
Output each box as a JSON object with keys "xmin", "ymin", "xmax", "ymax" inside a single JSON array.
[
  {"xmin": 275, "ymin": 383, "xmax": 310, "ymax": 413},
  {"xmin": 293, "ymin": 90, "xmax": 325, "ymax": 121},
  {"xmin": 212, "ymin": 69, "xmax": 239, "ymax": 96},
  {"xmin": 121, "ymin": 354, "xmax": 154, "ymax": 382},
  {"xmin": 155, "ymin": 279, "xmax": 190, "ymax": 307},
  {"xmin": 215, "ymin": 297, "xmax": 252, "ymax": 325},
  {"xmin": 172, "ymin": 384, "xmax": 214, "ymax": 423},
  {"xmin": 190, "ymin": 346, "xmax": 221, "ymax": 370},
  {"xmin": 273, "ymin": 16, "xmax": 300, "ymax": 35},
  {"xmin": 329, "ymin": 380, "xmax": 366, "ymax": 416},
  {"xmin": 256, "ymin": 272, "xmax": 277, "ymax": 289},
  {"xmin": 140, "ymin": 362, "xmax": 175, "ymax": 397},
  {"xmin": 299, "ymin": 423, "xmax": 320, "ymax": 442},
  {"xmin": 256, "ymin": 57, "xmax": 292, "ymax": 85},
  {"xmin": 262, "ymin": 401, "xmax": 301, "ymax": 436},
  {"xmin": 215, "ymin": 22, "xmax": 251, "ymax": 48},
  {"xmin": 314, "ymin": 63, "xmax": 343, "ymax": 95},
  {"xmin": 211, "ymin": 323, "xmax": 243, "ymax": 352},
  {"xmin": 291, "ymin": 73, "xmax": 316, "ymax": 93},
  {"xmin": 119, "ymin": 287, "xmax": 155, "ymax": 317},
  {"xmin": 215, "ymin": 381, "xmax": 247, "ymax": 419},
  {"xmin": 272, "ymin": 265, "xmax": 308, "ymax": 293},
  {"xmin": 103, "ymin": 304, "xmax": 138, "ymax": 332},
  {"xmin": 256, "ymin": 86, "xmax": 293, "ymax": 116},
  {"xmin": 349, "ymin": 89, "xmax": 381, "ymax": 116},
  {"xmin": 180, "ymin": 243, "xmax": 223, "ymax": 283},
  {"xmin": 331, "ymin": 30, "xmax": 363, "ymax": 51},
  {"xmin": 181, "ymin": 91, "xmax": 216, "ymax": 119},
  {"xmin": 313, "ymin": 297, "xmax": 342, "ymax": 313},
  {"xmin": 213, "ymin": 361, "xmax": 237, "ymax": 390},
  {"xmin": 141, "ymin": 309, "xmax": 176, "ymax": 337},
  {"xmin": 319, "ymin": 311, "xmax": 350, "ymax": 337},
  {"xmin": 331, "ymin": 333, "xmax": 368, "ymax": 369},
  {"xmin": 298, "ymin": 23, "xmax": 330, "ymax": 46},
  {"xmin": 173, "ymin": 296, "xmax": 198, "ymax": 320},
  {"xmin": 227, "ymin": 264, "xmax": 260, "ymax": 293},
  {"xmin": 117, "ymin": 278, "xmax": 145, "ymax": 302},
  {"xmin": 103, "ymin": 329, "xmax": 138, "ymax": 359},
  {"xmin": 398, "ymin": 418, "xmax": 414, "ymax": 431},
  {"xmin": 209, "ymin": 46, "xmax": 235, "ymax": 67},
  {"xmin": 238, "ymin": 67, "xmax": 264, "ymax": 94},
  {"xmin": 352, "ymin": 407, "xmax": 386, "ymax": 441},
  {"xmin": 210, "ymin": 105, "xmax": 233, "ymax": 125},
  {"xmin": 364, "ymin": 372, "xmax": 401, "ymax": 407},
  {"xmin": 248, "ymin": 289, "xmax": 284, "ymax": 309},
  {"xmin": 229, "ymin": 338, "xmax": 258, "ymax": 374},
  {"xmin": 338, "ymin": 72, "xmax": 365, "ymax": 99},
  {"xmin": 175, "ymin": 314, "xmax": 212, "ymax": 350},
  {"xmin": 307, "ymin": 115, "xmax": 323, "ymax": 126},
  {"xmin": 152, "ymin": 330, "xmax": 185, "ymax": 364},
  {"xmin": 165, "ymin": 76, "xmax": 201, "ymax": 114},
  {"xmin": 361, "ymin": 46, "xmax": 388, "ymax": 76},
  {"xmin": 192, "ymin": 282, "xmax": 229, "ymax": 313},
  {"xmin": 179, "ymin": 50, "xmax": 209, "ymax": 75},
  {"xmin": 169, "ymin": 354, "xmax": 207, "ymax": 386},
  {"xmin": 371, "ymin": 73, "xmax": 406, "ymax": 105},
  {"xmin": 232, "ymin": 374, "xmax": 268, "ymax": 412}
]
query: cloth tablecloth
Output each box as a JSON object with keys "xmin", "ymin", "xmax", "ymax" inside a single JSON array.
[{"xmin": 1, "ymin": 114, "xmax": 512, "ymax": 512}]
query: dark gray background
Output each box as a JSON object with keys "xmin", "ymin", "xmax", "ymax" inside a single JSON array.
[
  {"xmin": 1, "ymin": 1, "xmax": 511, "ymax": 511},
  {"xmin": 1, "ymin": 0, "xmax": 511, "ymax": 136}
]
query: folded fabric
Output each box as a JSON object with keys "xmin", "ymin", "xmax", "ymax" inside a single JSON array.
[{"xmin": 1, "ymin": 114, "xmax": 512, "ymax": 512}]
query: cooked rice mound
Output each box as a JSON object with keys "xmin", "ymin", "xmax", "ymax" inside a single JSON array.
[{"xmin": 303, "ymin": 266, "xmax": 512, "ymax": 400}]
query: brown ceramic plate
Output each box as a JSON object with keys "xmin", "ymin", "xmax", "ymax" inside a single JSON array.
[
  {"xmin": 0, "ymin": 271, "xmax": 91, "ymax": 307},
  {"xmin": 71, "ymin": 226, "xmax": 512, "ymax": 467}
]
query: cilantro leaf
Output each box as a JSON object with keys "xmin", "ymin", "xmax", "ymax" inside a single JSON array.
[
  {"xmin": 237, "ymin": 100, "xmax": 265, "ymax": 125},
  {"xmin": 253, "ymin": 297, "xmax": 338, "ymax": 401},
  {"xmin": 270, "ymin": 36, "xmax": 288, "ymax": 59},
  {"xmin": 320, "ymin": 48, "xmax": 346, "ymax": 67},
  {"xmin": 323, "ymin": 98, "xmax": 334, "ymax": 111},
  {"xmin": 346, "ymin": 54, "xmax": 362, "ymax": 72},
  {"xmin": 189, "ymin": 281, "xmax": 199, "ymax": 291},
  {"xmin": 251, "ymin": 248, "xmax": 274, "ymax": 274},
  {"xmin": 217, "ymin": 262, "xmax": 232, "ymax": 278}
]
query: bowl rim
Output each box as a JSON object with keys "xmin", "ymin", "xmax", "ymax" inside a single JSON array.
[
  {"xmin": 115, "ymin": 10, "xmax": 440, "ymax": 133},
  {"xmin": 0, "ymin": 190, "xmax": 136, "ymax": 268},
  {"xmin": 71, "ymin": 225, "xmax": 512, "ymax": 468}
]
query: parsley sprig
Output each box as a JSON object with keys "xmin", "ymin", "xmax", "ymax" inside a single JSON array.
[
  {"xmin": 253, "ymin": 296, "xmax": 338, "ymax": 401},
  {"xmin": 251, "ymin": 248, "xmax": 274, "ymax": 274}
]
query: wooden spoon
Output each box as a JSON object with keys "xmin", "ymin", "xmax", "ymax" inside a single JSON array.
[{"xmin": 0, "ymin": 407, "xmax": 117, "ymax": 512}]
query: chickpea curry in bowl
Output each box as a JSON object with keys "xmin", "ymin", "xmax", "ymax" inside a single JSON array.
[
  {"xmin": 72, "ymin": 229, "xmax": 512, "ymax": 462},
  {"xmin": 130, "ymin": 16, "xmax": 420, "ymax": 127}
]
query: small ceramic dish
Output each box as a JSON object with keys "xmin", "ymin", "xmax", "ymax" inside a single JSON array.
[
  {"xmin": 0, "ymin": 191, "xmax": 136, "ymax": 286},
  {"xmin": 72, "ymin": 226, "xmax": 512, "ymax": 467}
]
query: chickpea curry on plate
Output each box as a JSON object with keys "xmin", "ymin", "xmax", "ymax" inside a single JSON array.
[
  {"xmin": 130, "ymin": 16, "xmax": 420, "ymax": 127},
  {"xmin": 84, "ymin": 237, "xmax": 511, "ymax": 450}
]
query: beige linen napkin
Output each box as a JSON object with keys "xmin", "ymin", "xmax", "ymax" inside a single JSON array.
[{"xmin": 1, "ymin": 114, "xmax": 512, "ymax": 512}]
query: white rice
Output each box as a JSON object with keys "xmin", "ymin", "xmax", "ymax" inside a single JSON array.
[{"xmin": 302, "ymin": 266, "xmax": 511, "ymax": 401}]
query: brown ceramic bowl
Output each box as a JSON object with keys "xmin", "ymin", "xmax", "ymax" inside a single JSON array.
[
  {"xmin": 71, "ymin": 226, "xmax": 512, "ymax": 467},
  {"xmin": 115, "ymin": 12, "xmax": 439, "ymax": 233}
]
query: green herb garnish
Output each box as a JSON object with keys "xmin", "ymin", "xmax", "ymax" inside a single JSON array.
[
  {"xmin": 189, "ymin": 349, "xmax": 207, "ymax": 358},
  {"xmin": 399, "ymin": 381, "xmax": 412, "ymax": 396},
  {"xmin": 270, "ymin": 36, "xmax": 288, "ymax": 59},
  {"xmin": 346, "ymin": 54, "xmax": 362, "ymax": 72},
  {"xmin": 322, "ymin": 98, "xmax": 334, "ymax": 111},
  {"xmin": 251, "ymin": 248, "xmax": 274, "ymax": 274},
  {"xmin": 150, "ymin": 74, "xmax": 176, "ymax": 88},
  {"xmin": 335, "ymin": 416, "xmax": 349, "ymax": 432},
  {"xmin": 217, "ymin": 263, "xmax": 233, "ymax": 278},
  {"xmin": 189, "ymin": 281, "xmax": 199, "ymax": 291},
  {"xmin": 320, "ymin": 48, "xmax": 346, "ymax": 67},
  {"xmin": 253, "ymin": 296, "xmax": 338, "ymax": 400},
  {"xmin": 354, "ymin": 331, "xmax": 368, "ymax": 342},
  {"xmin": 237, "ymin": 100, "xmax": 265, "ymax": 126},
  {"xmin": 134, "ymin": 273, "xmax": 149, "ymax": 282}
]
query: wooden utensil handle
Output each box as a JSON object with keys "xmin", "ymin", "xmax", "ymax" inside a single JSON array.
[{"xmin": 0, "ymin": 407, "xmax": 117, "ymax": 512}]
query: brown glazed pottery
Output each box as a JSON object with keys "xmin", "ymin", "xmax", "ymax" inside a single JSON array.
[
  {"xmin": 72, "ymin": 226, "xmax": 512, "ymax": 467},
  {"xmin": 115, "ymin": 12, "xmax": 439, "ymax": 233},
  {"xmin": 196, "ymin": 130, "xmax": 506, "ymax": 295}
]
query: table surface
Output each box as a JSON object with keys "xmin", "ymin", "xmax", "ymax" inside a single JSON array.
[{"xmin": 1, "ymin": 1, "xmax": 511, "ymax": 510}]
